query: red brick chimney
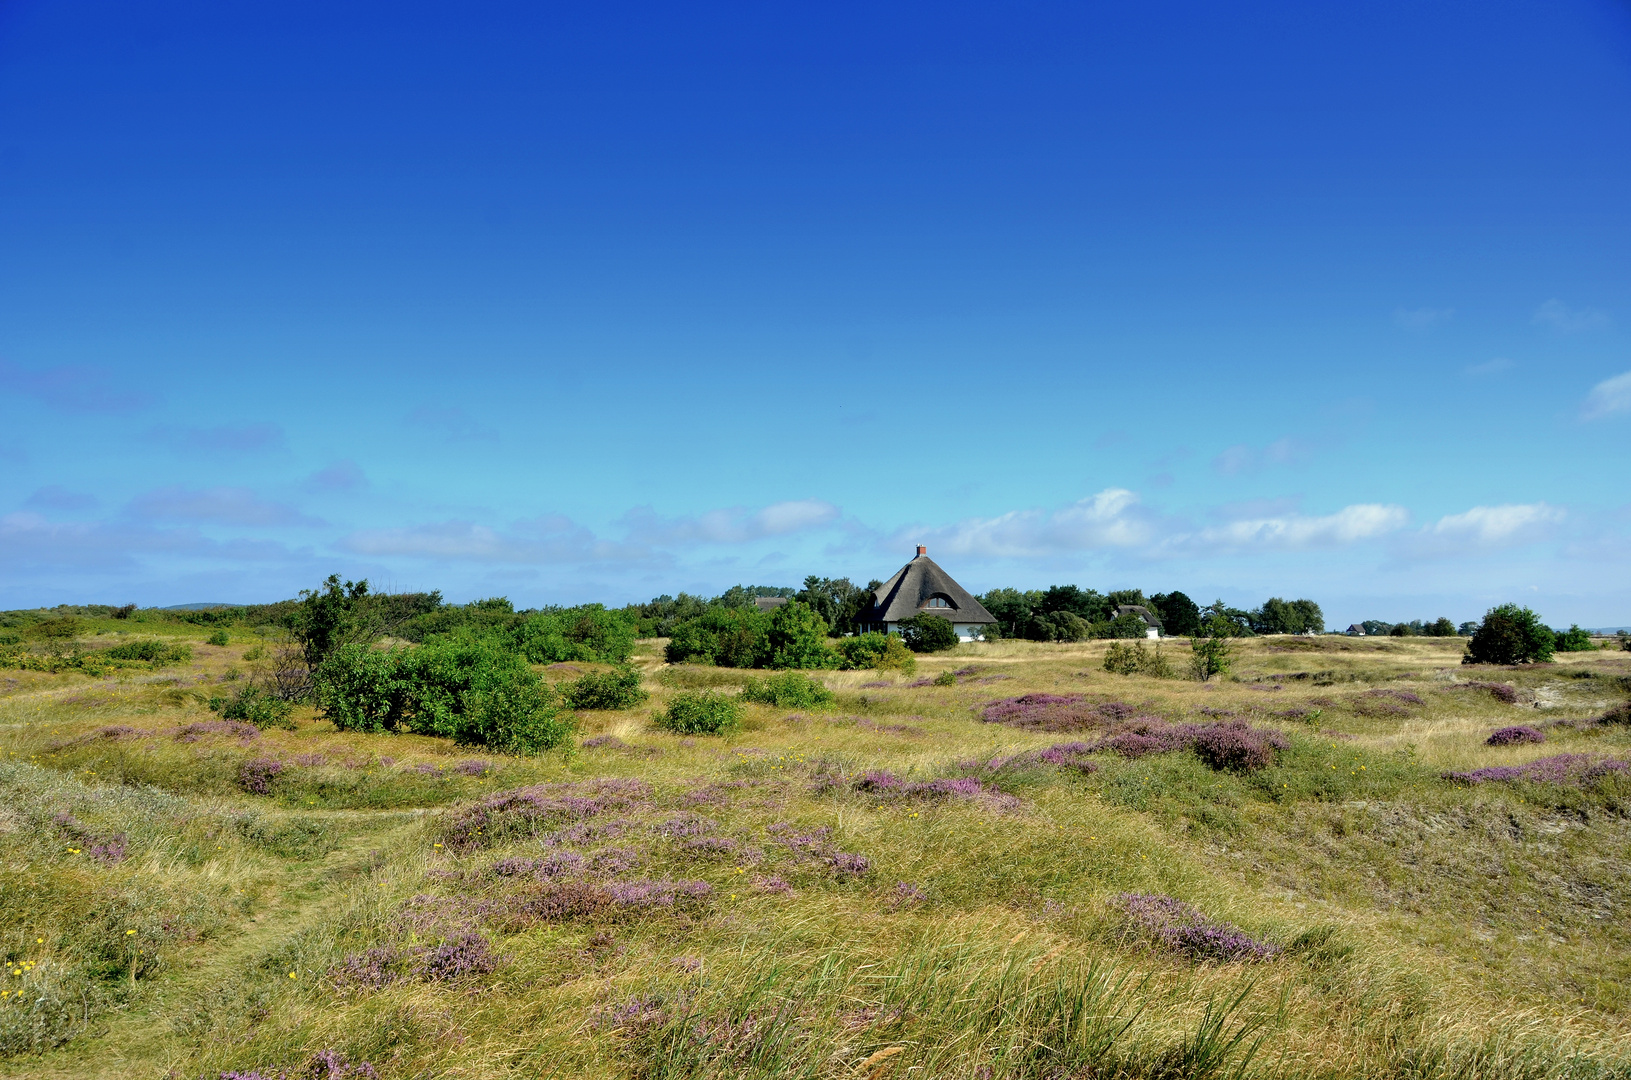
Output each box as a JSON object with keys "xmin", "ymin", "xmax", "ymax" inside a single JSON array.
[{"xmin": 916, "ymin": 545, "xmax": 926, "ymax": 556}]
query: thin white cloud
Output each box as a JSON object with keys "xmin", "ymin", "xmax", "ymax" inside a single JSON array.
[
  {"xmin": 1394, "ymin": 307, "xmax": 1454, "ymax": 330},
  {"xmin": 1534, "ymin": 299, "xmax": 1610, "ymax": 333},
  {"xmin": 1425, "ymin": 503, "xmax": 1564, "ymax": 547},
  {"xmin": 127, "ymin": 486, "xmax": 325, "ymax": 528},
  {"xmin": 1171, "ymin": 503, "xmax": 1410, "ymax": 553},
  {"xmin": 910, "ymin": 488, "xmax": 1159, "ymax": 558},
  {"xmin": 1583, "ymin": 371, "xmax": 1631, "ymax": 421},
  {"xmin": 621, "ymin": 499, "xmax": 840, "ymax": 545}
]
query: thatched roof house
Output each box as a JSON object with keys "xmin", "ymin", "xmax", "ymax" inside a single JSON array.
[
  {"xmin": 859, "ymin": 546, "xmax": 997, "ymax": 642},
  {"xmin": 1115, "ymin": 604, "xmax": 1163, "ymax": 639}
]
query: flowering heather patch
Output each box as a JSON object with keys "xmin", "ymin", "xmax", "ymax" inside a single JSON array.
[
  {"xmin": 442, "ymin": 779, "xmax": 652, "ymax": 850},
  {"xmin": 653, "ymin": 813, "xmax": 717, "ymax": 839},
  {"xmin": 237, "ymin": 757, "xmax": 283, "ymax": 795},
  {"xmin": 1598, "ymin": 702, "xmax": 1631, "ymax": 726},
  {"xmin": 980, "ymin": 694, "xmax": 1165, "ymax": 734},
  {"xmin": 1190, "ymin": 721, "xmax": 1289, "ymax": 773},
  {"xmin": 581, "ymin": 735, "xmax": 626, "ymax": 749},
  {"xmin": 306, "ymin": 1050, "xmax": 380, "ymax": 1079},
  {"xmin": 827, "ymin": 852, "xmax": 871, "ymax": 878},
  {"xmin": 589, "ymin": 847, "xmax": 643, "ymax": 875},
  {"xmin": 1460, "ymin": 681, "xmax": 1519, "ymax": 704},
  {"xmin": 855, "ymin": 717, "xmax": 925, "ymax": 736},
  {"xmin": 680, "ymin": 836, "xmax": 750, "ymax": 861},
  {"xmin": 904, "ymin": 678, "xmax": 934, "ymax": 688},
  {"xmin": 1033, "ymin": 742, "xmax": 1098, "ymax": 775},
  {"xmin": 606, "ymin": 878, "xmax": 714, "ymax": 907},
  {"xmin": 890, "ymin": 881, "xmax": 928, "ymax": 908},
  {"xmin": 598, "ymin": 995, "xmax": 670, "ymax": 1034},
  {"xmin": 330, "ymin": 946, "xmax": 403, "ymax": 989},
  {"xmin": 417, "ymin": 932, "xmax": 500, "ymax": 982},
  {"xmin": 95, "ymin": 725, "xmax": 141, "ymax": 739},
  {"xmin": 1443, "ymin": 754, "xmax": 1631, "ymax": 786},
  {"xmin": 757, "ymin": 875, "xmax": 792, "ymax": 894},
  {"xmin": 847, "ymin": 770, "xmax": 1020, "ymax": 811},
  {"xmin": 414, "ymin": 763, "xmax": 443, "ymax": 774},
  {"xmin": 1487, "ymin": 726, "xmax": 1545, "ymax": 746},
  {"xmin": 491, "ymin": 852, "xmax": 585, "ymax": 878},
  {"xmin": 858, "ymin": 681, "xmax": 892, "ymax": 689},
  {"xmin": 1113, "ymin": 893, "xmax": 1280, "ymax": 962},
  {"xmin": 292, "ymin": 752, "xmax": 328, "ymax": 767},
  {"xmin": 1366, "ymin": 688, "xmax": 1426, "ymax": 706},
  {"xmin": 766, "ymin": 822, "xmax": 873, "ymax": 878},
  {"xmin": 175, "ymin": 719, "xmax": 259, "ymax": 743},
  {"xmin": 51, "ymin": 812, "xmax": 128, "ymax": 864}
]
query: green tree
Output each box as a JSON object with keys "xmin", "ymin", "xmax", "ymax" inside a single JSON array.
[
  {"xmin": 1554, "ymin": 625, "xmax": 1594, "ymax": 653},
  {"xmin": 1148, "ymin": 591, "xmax": 1201, "ymax": 637},
  {"xmin": 765, "ymin": 602, "xmax": 838, "ymax": 669},
  {"xmin": 795, "ymin": 576, "xmax": 876, "ymax": 637},
  {"xmin": 1463, "ymin": 604, "xmax": 1555, "ymax": 665},
  {"xmin": 1105, "ymin": 612, "xmax": 1150, "ymax": 639},
  {"xmin": 1428, "ymin": 617, "xmax": 1457, "ymax": 637},
  {"xmin": 899, "ymin": 612, "xmax": 959, "ymax": 653},
  {"xmin": 1189, "ymin": 611, "xmax": 1237, "ymax": 681}
]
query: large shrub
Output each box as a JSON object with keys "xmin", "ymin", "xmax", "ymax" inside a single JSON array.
[
  {"xmin": 1189, "ymin": 613, "xmax": 1236, "ymax": 681},
  {"xmin": 835, "ymin": 632, "xmax": 916, "ymax": 674},
  {"xmin": 316, "ymin": 640, "xmax": 574, "ymax": 753},
  {"xmin": 1554, "ymin": 625, "xmax": 1595, "ymax": 653},
  {"xmin": 102, "ymin": 639, "xmax": 193, "ymax": 667},
  {"xmin": 899, "ymin": 613, "xmax": 958, "ymax": 653},
  {"xmin": 1104, "ymin": 613, "xmax": 1149, "ymax": 640},
  {"xmin": 209, "ymin": 685, "xmax": 296, "ymax": 730},
  {"xmin": 1103, "ymin": 641, "xmax": 1174, "ymax": 678},
  {"xmin": 740, "ymin": 671, "xmax": 834, "ymax": 709},
  {"xmin": 655, "ymin": 691, "xmax": 742, "ymax": 735},
  {"xmin": 1463, "ymin": 604, "xmax": 1555, "ymax": 665},
  {"xmin": 663, "ymin": 607, "xmax": 770, "ymax": 667},
  {"xmin": 513, "ymin": 606, "xmax": 636, "ymax": 664},
  {"xmin": 560, "ymin": 668, "xmax": 648, "ymax": 710},
  {"xmin": 765, "ymin": 602, "xmax": 838, "ymax": 668}
]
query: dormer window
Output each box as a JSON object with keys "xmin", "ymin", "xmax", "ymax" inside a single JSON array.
[{"xmin": 922, "ymin": 595, "xmax": 954, "ymax": 609}]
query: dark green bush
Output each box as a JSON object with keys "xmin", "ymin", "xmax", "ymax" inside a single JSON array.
[
  {"xmin": 664, "ymin": 607, "xmax": 770, "ymax": 666},
  {"xmin": 1554, "ymin": 625, "xmax": 1595, "ymax": 653},
  {"xmin": 512, "ymin": 606, "xmax": 636, "ymax": 664},
  {"xmin": 765, "ymin": 602, "xmax": 838, "ymax": 668},
  {"xmin": 26, "ymin": 617, "xmax": 82, "ymax": 640},
  {"xmin": 1105, "ymin": 613, "xmax": 1150, "ymax": 640},
  {"xmin": 316, "ymin": 640, "xmax": 574, "ymax": 753},
  {"xmin": 103, "ymin": 639, "xmax": 193, "ymax": 666},
  {"xmin": 209, "ymin": 685, "xmax": 296, "ymax": 730},
  {"xmin": 740, "ymin": 670, "xmax": 835, "ymax": 709},
  {"xmin": 206, "ymin": 630, "xmax": 229, "ymax": 647},
  {"xmin": 655, "ymin": 690, "xmax": 742, "ymax": 735},
  {"xmin": 560, "ymin": 668, "xmax": 648, "ymax": 710},
  {"xmin": 835, "ymin": 632, "xmax": 916, "ymax": 674},
  {"xmin": 1463, "ymin": 604, "xmax": 1555, "ymax": 665},
  {"xmin": 899, "ymin": 613, "xmax": 959, "ymax": 653}
]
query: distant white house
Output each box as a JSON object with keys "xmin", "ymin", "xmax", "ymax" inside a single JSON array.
[
  {"xmin": 858, "ymin": 546, "xmax": 998, "ymax": 642},
  {"xmin": 1114, "ymin": 604, "xmax": 1163, "ymax": 639},
  {"xmin": 1346, "ymin": 623, "xmax": 1366, "ymax": 636}
]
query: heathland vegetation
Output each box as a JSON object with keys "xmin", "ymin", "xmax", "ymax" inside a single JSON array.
[{"xmin": 0, "ymin": 578, "xmax": 1629, "ymax": 1078}]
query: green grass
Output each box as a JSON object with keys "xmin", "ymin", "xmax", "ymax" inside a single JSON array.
[{"xmin": 0, "ymin": 631, "xmax": 1628, "ymax": 1077}]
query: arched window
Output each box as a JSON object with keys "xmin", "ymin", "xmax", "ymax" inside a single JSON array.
[{"xmin": 922, "ymin": 595, "xmax": 954, "ymax": 609}]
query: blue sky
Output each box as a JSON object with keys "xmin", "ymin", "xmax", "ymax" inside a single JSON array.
[{"xmin": 2, "ymin": 0, "xmax": 1629, "ymax": 628}]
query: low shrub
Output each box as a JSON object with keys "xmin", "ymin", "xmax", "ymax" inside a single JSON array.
[
  {"xmin": 1103, "ymin": 640, "xmax": 1174, "ymax": 677},
  {"xmin": 835, "ymin": 632, "xmax": 916, "ymax": 674},
  {"xmin": 1190, "ymin": 723, "xmax": 1289, "ymax": 772},
  {"xmin": 655, "ymin": 691, "xmax": 742, "ymax": 736},
  {"xmin": 316, "ymin": 639, "xmax": 575, "ymax": 754},
  {"xmin": 664, "ymin": 607, "xmax": 770, "ymax": 667},
  {"xmin": 511, "ymin": 605, "xmax": 637, "ymax": 664},
  {"xmin": 1554, "ymin": 624, "xmax": 1594, "ymax": 653},
  {"xmin": 560, "ymin": 668, "xmax": 648, "ymax": 710},
  {"xmin": 899, "ymin": 613, "xmax": 958, "ymax": 653},
  {"xmin": 103, "ymin": 639, "xmax": 193, "ymax": 666},
  {"xmin": 740, "ymin": 670, "xmax": 834, "ymax": 709},
  {"xmin": 1486, "ymin": 726, "xmax": 1544, "ymax": 746},
  {"xmin": 206, "ymin": 630, "xmax": 230, "ymax": 647},
  {"xmin": 1112, "ymin": 893, "xmax": 1280, "ymax": 962},
  {"xmin": 209, "ymin": 685, "xmax": 296, "ymax": 730}
]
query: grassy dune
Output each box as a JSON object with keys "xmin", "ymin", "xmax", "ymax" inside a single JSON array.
[{"xmin": 2, "ymin": 633, "xmax": 1629, "ymax": 1078}]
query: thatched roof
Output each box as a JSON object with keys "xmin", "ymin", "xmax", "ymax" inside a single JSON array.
[
  {"xmin": 1115, "ymin": 604, "xmax": 1163, "ymax": 629},
  {"xmin": 864, "ymin": 548, "xmax": 996, "ymax": 625}
]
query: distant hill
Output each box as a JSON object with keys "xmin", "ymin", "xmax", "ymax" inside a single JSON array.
[{"xmin": 159, "ymin": 603, "xmax": 244, "ymax": 611}]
